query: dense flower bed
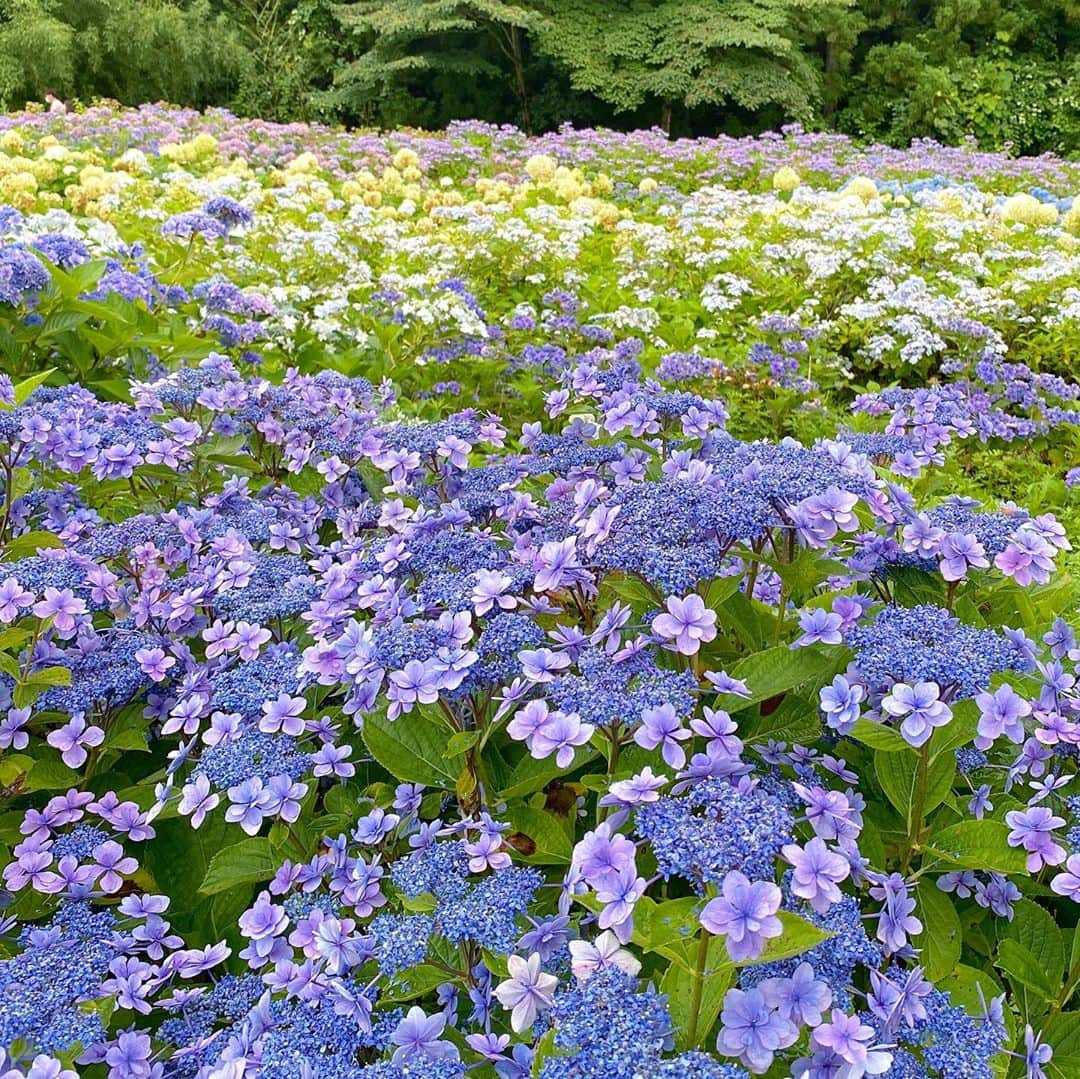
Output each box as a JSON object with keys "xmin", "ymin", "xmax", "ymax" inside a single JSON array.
[{"xmin": 0, "ymin": 105, "xmax": 1080, "ymax": 1079}]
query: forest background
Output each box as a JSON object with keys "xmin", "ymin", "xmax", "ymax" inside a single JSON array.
[{"xmin": 1, "ymin": 0, "xmax": 1079, "ymax": 152}]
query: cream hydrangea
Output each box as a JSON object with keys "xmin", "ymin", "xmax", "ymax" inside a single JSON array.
[
  {"xmin": 1000, "ymin": 193, "xmax": 1058, "ymax": 227},
  {"xmin": 842, "ymin": 176, "xmax": 879, "ymax": 202},
  {"xmin": 772, "ymin": 166, "xmax": 801, "ymax": 192},
  {"xmin": 524, "ymin": 154, "xmax": 557, "ymax": 183}
]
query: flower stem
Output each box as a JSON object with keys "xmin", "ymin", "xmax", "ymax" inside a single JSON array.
[
  {"xmin": 902, "ymin": 742, "xmax": 931, "ymax": 872},
  {"xmin": 686, "ymin": 928, "xmax": 711, "ymax": 1047}
]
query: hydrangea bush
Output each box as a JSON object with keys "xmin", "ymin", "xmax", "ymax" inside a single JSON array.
[{"xmin": 0, "ymin": 105, "xmax": 1079, "ymax": 1079}]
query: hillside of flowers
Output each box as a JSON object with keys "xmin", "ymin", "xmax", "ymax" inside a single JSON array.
[{"xmin": 2, "ymin": 102, "xmax": 1080, "ymax": 1079}]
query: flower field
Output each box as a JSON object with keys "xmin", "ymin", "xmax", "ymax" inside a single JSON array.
[{"xmin": 2, "ymin": 102, "xmax": 1080, "ymax": 1079}]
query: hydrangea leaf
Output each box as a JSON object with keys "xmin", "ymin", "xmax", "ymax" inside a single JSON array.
[
  {"xmin": 199, "ymin": 837, "xmax": 278, "ymax": 896},
  {"xmin": 362, "ymin": 708, "xmax": 459, "ymax": 787},
  {"xmin": 503, "ymin": 804, "xmax": 573, "ymax": 864},
  {"xmin": 997, "ymin": 938, "xmax": 1058, "ymax": 1002},
  {"xmin": 914, "ymin": 882, "xmax": 961, "ymax": 980},
  {"xmin": 661, "ymin": 938, "xmax": 733, "ymax": 1049},
  {"xmin": 875, "ymin": 746, "xmax": 955, "ymax": 825},
  {"xmin": 928, "ymin": 820, "xmax": 1029, "ymax": 874},
  {"xmin": 1002, "ymin": 899, "xmax": 1065, "ymax": 992}
]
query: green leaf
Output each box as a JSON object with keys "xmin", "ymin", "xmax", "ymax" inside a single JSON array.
[
  {"xmin": 23, "ymin": 666, "xmax": 71, "ymax": 688},
  {"xmin": 1045, "ymin": 1012, "xmax": 1080, "ymax": 1078},
  {"xmin": 323, "ymin": 785, "xmax": 363, "ymax": 823},
  {"xmin": 530, "ymin": 1028, "xmax": 561, "ymax": 1073},
  {"xmin": 662, "ymin": 937, "xmax": 733, "ymax": 1048},
  {"xmin": 875, "ymin": 747, "xmax": 954, "ymax": 824},
  {"xmin": 381, "ymin": 964, "xmax": 448, "ymax": 1003},
  {"xmin": 400, "ymin": 891, "xmax": 437, "ymax": 913},
  {"xmin": 11, "ymin": 368, "xmax": 56, "ymax": 406},
  {"xmin": 1002, "ymin": 900, "xmax": 1064, "ymax": 992},
  {"xmin": 39, "ymin": 311, "xmax": 89, "ymax": 338},
  {"xmin": 90, "ymin": 378, "xmax": 134, "ymax": 402},
  {"xmin": 997, "ymin": 938, "xmax": 1058, "ymax": 1001},
  {"xmin": 101, "ymin": 710, "xmax": 149, "ymax": 753},
  {"xmin": 23, "ymin": 751, "xmax": 76, "ymax": 792},
  {"xmin": 637, "ymin": 896, "xmax": 701, "ymax": 953},
  {"xmin": 1, "ymin": 530, "xmax": 64, "ymax": 560},
  {"xmin": 445, "ymin": 729, "xmax": 480, "ymax": 758},
  {"xmin": 741, "ymin": 911, "xmax": 832, "ymax": 967},
  {"xmin": 914, "ymin": 882, "xmax": 961, "ymax": 980},
  {"xmin": 503, "ymin": 804, "xmax": 573, "ymax": 864},
  {"xmin": 768, "ymin": 548, "xmax": 848, "ymax": 596},
  {"xmin": 714, "ymin": 590, "xmax": 768, "ymax": 650},
  {"xmin": 362, "ymin": 709, "xmax": 457, "ymax": 787},
  {"xmin": 199, "ymin": 838, "xmax": 277, "ymax": 896},
  {"xmin": 742, "ymin": 692, "xmax": 823, "ymax": 745},
  {"xmin": 498, "ymin": 745, "xmax": 597, "ymax": 800},
  {"xmin": 927, "ymin": 820, "xmax": 1028, "ymax": 874},
  {"xmin": 0, "ymin": 754, "xmax": 32, "ymax": 786},
  {"xmin": 0, "ymin": 627, "xmax": 30, "ymax": 651},
  {"xmin": 850, "ymin": 718, "xmax": 911, "ymax": 753},
  {"xmin": 928, "ymin": 699, "xmax": 980, "ymax": 762},
  {"xmin": 728, "ymin": 644, "xmax": 839, "ymax": 708}
]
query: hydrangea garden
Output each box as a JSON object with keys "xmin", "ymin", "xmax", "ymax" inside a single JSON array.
[{"xmin": 2, "ymin": 102, "xmax": 1080, "ymax": 1079}]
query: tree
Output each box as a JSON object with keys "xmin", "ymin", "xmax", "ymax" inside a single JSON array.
[
  {"xmin": 220, "ymin": 0, "xmax": 337, "ymax": 120},
  {"xmin": 834, "ymin": 0, "xmax": 1080, "ymax": 152},
  {"xmin": 0, "ymin": 0, "xmax": 246, "ymax": 110},
  {"xmin": 328, "ymin": 0, "xmax": 545, "ymax": 130},
  {"xmin": 533, "ymin": 0, "xmax": 840, "ymax": 133}
]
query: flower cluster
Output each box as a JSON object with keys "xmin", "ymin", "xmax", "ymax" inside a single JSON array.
[{"xmin": 0, "ymin": 105, "xmax": 1078, "ymax": 1079}]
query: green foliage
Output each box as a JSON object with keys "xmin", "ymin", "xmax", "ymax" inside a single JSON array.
[
  {"xmin": 325, "ymin": 0, "xmax": 542, "ymax": 128},
  {"xmin": 3, "ymin": 0, "xmax": 1080, "ymax": 151},
  {"xmin": 834, "ymin": 0, "xmax": 1080, "ymax": 152},
  {"xmin": 0, "ymin": 0, "xmax": 247, "ymax": 110},
  {"xmin": 534, "ymin": 0, "xmax": 836, "ymax": 130},
  {"xmin": 224, "ymin": 0, "xmax": 338, "ymax": 120}
]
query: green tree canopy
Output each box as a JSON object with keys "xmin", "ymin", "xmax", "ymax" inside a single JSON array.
[
  {"xmin": 0, "ymin": 0, "xmax": 245, "ymax": 110},
  {"xmin": 534, "ymin": 0, "xmax": 839, "ymax": 131},
  {"xmin": 328, "ymin": 0, "xmax": 544, "ymax": 128}
]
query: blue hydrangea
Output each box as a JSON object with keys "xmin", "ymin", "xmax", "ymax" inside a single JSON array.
[
  {"xmin": 847, "ymin": 604, "xmax": 1028, "ymax": 698},
  {"xmin": 636, "ymin": 777, "xmax": 793, "ymax": 890},
  {"xmin": 369, "ymin": 913, "xmax": 434, "ymax": 976}
]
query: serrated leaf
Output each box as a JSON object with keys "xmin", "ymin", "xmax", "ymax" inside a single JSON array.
[
  {"xmin": 929, "ymin": 699, "xmax": 980, "ymax": 762},
  {"xmin": 12, "ymin": 367, "xmax": 56, "ymax": 405},
  {"xmin": 638, "ymin": 896, "xmax": 701, "ymax": 952},
  {"xmin": 851, "ymin": 718, "xmax": 911, "ymax": 752},
  {"xmin": 728, "ymin": 644, "xmax": 839, "ymax": 708},
  {"xmin": 1, "ymin": 530, "xmax": 64, "ymax": 560},
  {"xmin": 23, "ymin": 666, "xmax": 71, "ymax": 688},
  {"xmin": 498, "ymin": 745, "xmax": 597, "ymax": 800},
  {"xmin": 1002, "ymin": 900, "xmax": 1064, "ymax": 992},
  {"xmin": 915, "ymin": 882, "xmax": 961, "ymax": 980},
  {"xmin": 0, "ymin": 754, "xmax": 33, "ymax": 786},
  {"xmin": 1045, "ymin": 1012, "xmax": 1080, "ymax": 1078},
  {"xmin": 927, "ymin": 820, "xmax": 1028, "ymax": 874},
  {"xmin": 381, "ymin": 963, "xmax": 447, "ymax": 1003},
  {"xmin": 445, "ymin": 729, "xmax": 480, "ymax": 757},
  {"xmin": 199, "ymin": 838, "xmax": 277, "ymax": 895},
  {"xmin": 662, "ymin": 936, "xmax": 732, "ymax": 1048},
  {"xmin": 740, "ymin": 911, "xmax": 832, "ymax": 966},
  {"xmin": 998, "ymin": 938, "xmax": 1058, "ymax": 1001},
  {"xmin": 875, "ymin": 747, "xmax": 954, "ymax": 825},
  {"xmin": 23, "ymin": 751, "xmax": 76, "ymax": 792},
  {"xmin": 503, "ymin": 804, "xmax": 572, "ymax": 864},
  {"xmin": 362, "ymin": 708, "xmax": 457, "ymax": 787},
  {"xmin": 101, "ymin": 710, "xmax": 149, "ymax": 753},
  {"xmin": 0, "ymin": 627, "xmax": 30, "ymax": 651}
]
